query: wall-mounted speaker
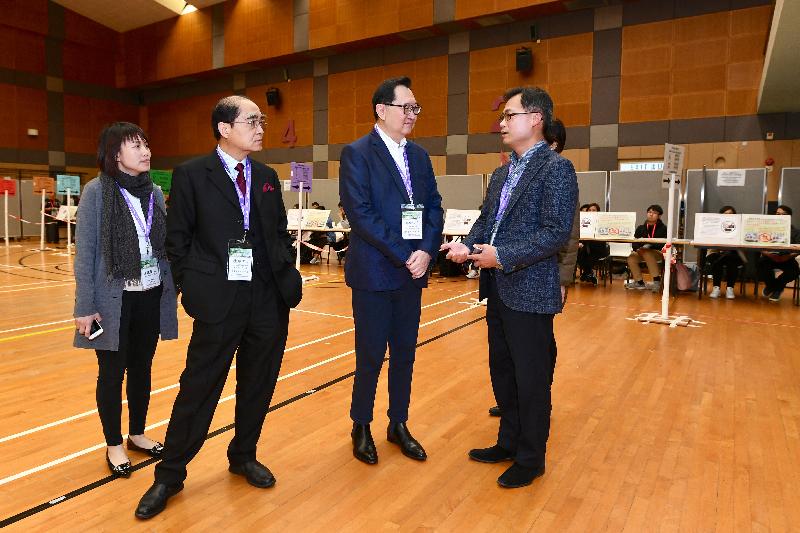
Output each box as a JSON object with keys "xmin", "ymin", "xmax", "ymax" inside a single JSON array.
[
  {"xmin": 516, "ymin": 47, "xmax": 533, "ymax": 73},
  {"xmin": 266, "ymin": 87, "xmax": 281, "ymax": 107}
]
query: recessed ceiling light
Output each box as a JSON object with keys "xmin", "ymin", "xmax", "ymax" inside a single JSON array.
[{"xmin": 181, "ymin": 2, "xmax": 197, "ymax": 15}]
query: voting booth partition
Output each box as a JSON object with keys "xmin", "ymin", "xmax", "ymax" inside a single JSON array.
[
  {"xmin": 576, "ymin": 171, "xmax": 608, "ymax": 211},
  {"xmin": 683, "ymin": 168, "xmax": 767, "ymax": 263},
  {"xmin": 778, "ymin": 167, "xmax": 800, "ymax": 227},
  {"xmin": 608, "ymin": 170, "xmax": 679, "ymax": 239}
]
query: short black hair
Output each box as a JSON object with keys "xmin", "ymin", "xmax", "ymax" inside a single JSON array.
[
  {"xmin": 97, "ymin": 122, "xmax": 149, "ymax": 177},
  {"xmin": 211, "ymin": 96, "xmax": 251, "ymax": 140},
  {"xmin": 546, "ymin": 118, "xmax": 566, "ymax": 153},
  {"xmin": 776, "ymin": 204, "xmax": 793, "ymax": 215},
  {"xmin": 719, "ymin": 205, "xmax": 737, "ymax": 214},
  {"xmin": 372, "ymin": 77, "xmax": 412, "ymax": 120},
  {"xmin": 588, "ymin": 202, "xmax": 601, "ymax": 211},
  {"xmin": 502, "ymin": 86, "xmax": 553, "ymax": 132},
  {"xmin": 647, "ymin": 204, "xmax": 664, "ymax": 215},
  {"xmin": 580, "ymin": 204, "xmax": 590, "ymax": 211}
]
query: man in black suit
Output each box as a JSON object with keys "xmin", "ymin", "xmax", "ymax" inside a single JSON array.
[{"xmin": 135, "ymin": 96, "xmax": 302, "ymax": 519}]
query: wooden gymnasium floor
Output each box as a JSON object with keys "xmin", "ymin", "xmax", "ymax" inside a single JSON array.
[{"xmin": 1, "ymin": 242, "xmax": 799, "ymax": 532}]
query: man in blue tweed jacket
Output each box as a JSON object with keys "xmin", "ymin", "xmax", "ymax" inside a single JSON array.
[{"xmin": 441, "ymin": 86, "xmax": 578, "ymax": 488}]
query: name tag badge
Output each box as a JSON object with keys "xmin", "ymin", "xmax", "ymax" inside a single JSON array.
[
  {"xmin": 401, "ymin": 203, "xmax": 423, "ymax": 240},
  {"xmin": 124, "ymin": 258, "xmax": 161, "ymax": 291},
  {"xmin": 227, "ymin": 239, "xmax": 253, "ymax": 281}
]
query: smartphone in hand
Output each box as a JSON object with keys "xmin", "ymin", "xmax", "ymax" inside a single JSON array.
[{"xmin": 88, "ymin": 319, "xmax": 104, "ymax": 340}]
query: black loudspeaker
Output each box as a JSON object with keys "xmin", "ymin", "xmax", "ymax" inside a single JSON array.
[
  {"xmin": 515, "ymin": 47, "xmax": 533, "ymax": 73},
  {"xmin": 266, "ymin": 88, "xmax": 281, "ymax": 107}
]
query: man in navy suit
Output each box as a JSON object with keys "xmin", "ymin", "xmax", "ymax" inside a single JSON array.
[
  {"xmin": 441, "ymin": 87, "xmax": 577, "ymax": 488},
  {"xmin": 339, "ymin": 77, "xmax": 444, "ymax": 465}
]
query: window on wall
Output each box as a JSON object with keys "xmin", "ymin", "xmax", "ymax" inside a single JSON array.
[{"xmin": 619, "ymin": 161, "xmax": 664, "ymax": 171}]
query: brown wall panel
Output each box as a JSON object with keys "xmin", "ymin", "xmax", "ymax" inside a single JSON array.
[
  {"xmin": 121, "ymin": 9, "xmax": 213, "ymax": 87},
  {"xmin": 224, "ymin": 0, "xmax": 294, "ymax": 67},
  {"xmin": 0, "ymin": 0, "xmax": 48, "ymax": 35},
  {"xmin": 245, "ymin": 79, "xmax": 314, "ymax": 149},
  {"xmin": 327, "ymin": 56, "xmax": 447, "ymax": 145},
  {"xmin": 309, "ymin": 0, "xmax": 433, "ymax": 50},
  {"xmin": 0, "ymin": 27, "xmax": 46, "ymax": 74},
  {"xmin": 63, "ymin": 95, "xmax": 139, "ymax": 154},
  {"xmin": 455, "ymin": 0, "xmax": 554, "ymax": 20},
  {"xmin": 145, "ymin": 91, "xmax": 229, "ymax": 157},
  {"xmin": 0, "ymin": 83, "xmax": 48, "ymax": 150}
]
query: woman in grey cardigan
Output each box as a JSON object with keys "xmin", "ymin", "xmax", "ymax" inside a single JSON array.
[{"xmin": 73, "ymin": 122, "xmax": 178, "ymax": 477}]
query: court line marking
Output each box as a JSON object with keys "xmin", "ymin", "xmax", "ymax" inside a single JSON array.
[
  {"xmin": 0, "ymin": 319, "xmax": 74, "ymax": 335},
  {"xmin": 0, "ymin": 298, "xmax": 483, "ymax": 487},
  {"xmin": 0, "ymin": 283, "xmax": 74, "ymax": 294},
  {"xmin": 0, "ymin": 280, "xmax": 64, "ymax": 289},
  {"xmin": 0, "ymin": 290, "xmax": 477, "ymax": 443}
]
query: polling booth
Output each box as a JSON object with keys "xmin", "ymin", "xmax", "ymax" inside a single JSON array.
[
  {"xmin": 608, "ymin": 170, "xmax": 678, "ymax": 238},
  {"xmin": 435, "ymin": 174, "xmax": 485, "ymax": 211},
  {"xmin": 576, "ymin": 171, "xmax": 608, "ymax": 211},
  {"xmin": 778, "ymin": 167, "xmax": 800, "ymax": 227},
  {"xmin": 683, "ymin": 167, "xmax": 767, "ymax": 263}
]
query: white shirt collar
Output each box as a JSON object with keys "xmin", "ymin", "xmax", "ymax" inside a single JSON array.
[
  {"xmin": 374, "ymin": 124, "xmax": 407, "ymax": 150},
  {"xmin": 216, "ymin": 145, "xmax": 247, "ymax": 179}
]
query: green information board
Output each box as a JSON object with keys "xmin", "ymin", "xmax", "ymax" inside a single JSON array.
[{"xmin": 150, "ymin": 170, "xmax": 173, "ymax": 195}]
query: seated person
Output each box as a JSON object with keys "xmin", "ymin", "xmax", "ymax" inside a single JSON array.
[
  {"xmin": 758, "ymin": 204, "xmax": 800, "ymax": 302},
  {"xmin": 331, "ymin": 202, "xmax": 350, "ymax": 263},
  {"xmin": 625, "ymin": 204, "xmax": 666, "ymax": 291},
  {"xmin": 577, "ymin": 202, "xmax": 608, "ymax": 285},
  {"xmin": 708, "ymin": 205, "xmax": 744, "ymax": 299}
]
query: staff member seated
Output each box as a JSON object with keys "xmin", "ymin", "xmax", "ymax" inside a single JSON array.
[
  {"xmin": 625, "ymin": 204, "xmax": 666, "ymax": 292},
  {"xmin": 758, "ymin": 204, "xmax": 800, "ymax": 302}
]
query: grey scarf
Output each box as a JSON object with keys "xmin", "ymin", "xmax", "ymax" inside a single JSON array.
[{"xmin": 100, "ymin": 171, "xmax": 166, "ymax": 281}]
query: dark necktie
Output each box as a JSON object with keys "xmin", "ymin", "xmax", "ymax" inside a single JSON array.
[{"xmin": 235, "ymin": 162, "xmax": 246, "ymax": 196}]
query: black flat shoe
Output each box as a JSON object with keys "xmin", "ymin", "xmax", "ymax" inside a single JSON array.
[
  {"xmin": 387, "ymin": 422, "xmax": 427, "ymax": 461},
  {"xmin": 488, "ymin": 405, "xmax": 501, "ymax": 417},
  {"xmin": 228, "ymin": 460, "xmax": 276, "ymax": 488},
  {"xmin": 106, "ymin": 453, "xmax": 132, "ymax": 478},
  {"xmin": 497, "ymin": 462, "xmax": 545, "ymax": 488},
  {"xmin": 468, "ymin": 445, "xmax": 513, "ymax": 463},
  {"xmin": 127, "ymin": 438, "xmax": 164, "ymax": 458},
  {"xmin": 352, "ymin": 423, "xmax": 378, "ymax": 464},
  {"xmin": 135, "ymin": 482, "xmax": 184, "ymax": 519}
]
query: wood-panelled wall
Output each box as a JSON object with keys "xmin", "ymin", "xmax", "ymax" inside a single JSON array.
[{"xmin": 224, "ymin": 0, "xmax": 294, "ymax": 67}]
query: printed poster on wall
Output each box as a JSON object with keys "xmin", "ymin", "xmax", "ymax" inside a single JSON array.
[
  {"xmin": 693, "ymin": 213, "xmax": 741, "ymax": 244},
  {"xmin": 594, "ymin": 212, "xmax": 637, "ymax": 239},
  {"xmin": 741, "ymin": 214, "xmax": 791, "ymax": 245},
  {"xmin": 717, "ymin": 169, "xmax": 746, "ymax": 187},
  {"xmin": 286, "ymin": 208, "xmax": 330, "ymax": 230},
  {"xmin": 443, "ymin": 209, "xmax": 481, "ymax": 235}
]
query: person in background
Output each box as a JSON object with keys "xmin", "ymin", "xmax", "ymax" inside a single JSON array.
[
  {"xmin": 758, "ymin": 204, "xmax": 800, "ymax": 302},
  {"xmin": 331, "ymin": 202, "xmax": 350, "ymax": 263},
  {"xmin": 73, "ymin": 122, "xmax": 178, "ymax": 478},
  {"xmin": 708, "ymin": 205, "xmax": 744, "ymax": 299},
  {"xmin": 577, "ymin": 202, "xmax": 608, "ymax": 285},
  {"xmin": 625, "ymin": 204, "xmax": 666, "ymax": 292}
]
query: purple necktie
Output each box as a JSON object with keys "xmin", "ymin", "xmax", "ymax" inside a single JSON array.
[{"xmin": 235, "ymin": 162, "xmax": 246, "ymax": 196}]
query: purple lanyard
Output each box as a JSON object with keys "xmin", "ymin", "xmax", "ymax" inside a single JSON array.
[
  {"xmin": 216, "ymin": 148, "xmax": 252, "ymax": 231},
  {"xmin": 118, "ymin": 185, "xmax": 154, "ymax": 242}
]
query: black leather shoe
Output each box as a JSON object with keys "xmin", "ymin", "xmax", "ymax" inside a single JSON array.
[
  {"xmin": 488, "ymin": 405, "xmax": 501, "ymax": 417},
  {"xmin": 468, "ymin": 445, "xmax": 513, "ymax": 463},
  {"xmin": 106, "ymin": 453, "xmax": 132, "ymax": 478},
  {"xmin": 228, "ymin": 460, "xmax": 276, "ymax": 488},
  {"xmin": 387, "ymin": 422, "xmax": 427, "ymax": 461},
  {"xmin": 127, "ymin": 438, "xmax": 164, "ymax": 458},
  {"xmin": 352, "ymin": 423, "xmax": 378, "ymax": 464},
  {"xmin": 134, "ymin": 482, "xmax": 183, "ymax": 519},
  {"xmin": 497, "ymin": 462, "xmax": 545, "ymax": 488}
]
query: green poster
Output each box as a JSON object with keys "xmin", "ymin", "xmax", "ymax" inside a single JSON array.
[{"xmin": 150, "ymin": 170, "xmax": 173, "ymax": 195}]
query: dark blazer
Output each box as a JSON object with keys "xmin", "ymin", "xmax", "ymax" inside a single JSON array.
[
  {"xmin": 166, "ymin": 151, "xmax": 302, "ymax": 323},
  {"xmin": 465, "ymin": 146, "xmax": 578, "ymax": 314},
  {"xmin": 339, "ymin": 129, "xmax": 444, "ymax": 291}
]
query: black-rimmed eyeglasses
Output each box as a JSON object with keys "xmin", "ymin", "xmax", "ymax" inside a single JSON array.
[
  {"xmin": 384, "ymin": 103, "xmax": 422, "ymax": 116},
  {"xmin": 498, "ymin": 110, "xmax": 539, "ymax": 122}
]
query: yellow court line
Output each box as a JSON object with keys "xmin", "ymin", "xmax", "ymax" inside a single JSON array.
[{"xmin": 0, "ymin": 326, "xmax": 75, "ymax": 343}]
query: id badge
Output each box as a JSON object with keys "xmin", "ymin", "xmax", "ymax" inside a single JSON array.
[
  {"xmin": 140, "ymin": 258, "xmax": 161, "ymax": 290},
  {"xmin": 227, "ymin": 239, "xmax": 253, "ymax": 281},
  {"xmin": 401, "ymin": 203, "xmax": 423, "ymax": 240}
]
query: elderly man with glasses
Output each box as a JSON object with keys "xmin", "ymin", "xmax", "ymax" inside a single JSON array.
[{"xmin": 339, "ymin": 76, "xmax": 443, "ymax": 466}]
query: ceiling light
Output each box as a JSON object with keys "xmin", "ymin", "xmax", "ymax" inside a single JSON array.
[{"xmin": 181, "ymin": 2, "xmax": 197, "ymax": 15}]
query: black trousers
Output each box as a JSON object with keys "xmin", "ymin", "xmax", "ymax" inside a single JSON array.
[
  {"xmin": 758, "ymin": 255, "xmax": 800, "ymax": 293},
  {"xmin": 486, "ymin": 274, "xmax": 555, "ymax": 468},
  {"xmin": 349, "ymin": 281, "xmax": 422, "ymax": 425},
  {"xmin": 155, "ymin": 274, "xmax": 289, "ymax": 485},
  {"xmin": 709, "ymin": 251, "xmax": 743, "ymax": 287},
  {"xmin": 577, "ymin": 241, "xmax": 607, "ymax": 276},
  {"xmin": 95, "ymin": 285, "xmax": 162, "ymax": 446}
]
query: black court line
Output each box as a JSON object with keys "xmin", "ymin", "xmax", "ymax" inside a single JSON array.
[{"xmin": 0, "ymin": 315, "xmax": 485, "ymax": 528}]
